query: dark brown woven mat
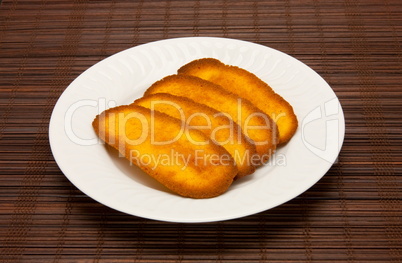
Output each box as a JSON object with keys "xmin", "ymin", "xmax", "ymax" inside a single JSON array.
[{"xmin": 0, "ymin": 0, "xmax": 401, "ymax": 262}]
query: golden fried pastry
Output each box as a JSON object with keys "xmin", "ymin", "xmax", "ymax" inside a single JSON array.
[
  {"xmin": 134, "ymin": 93, "xmax": 257, "ymax": 178},
  {"xmin": 93, "ymin": 104, "xmax": 237, "ymax": 199},
  {"xmin": 178, "ymin": 58, "xmax": 298, "ymax": 144},
  {"xmin": 144, "ymin": 74, "xmax": 278, "ymax": 163}
]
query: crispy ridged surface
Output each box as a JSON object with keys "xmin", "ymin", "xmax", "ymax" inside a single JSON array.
[
  {"xmin": 134, "ymin": 93, "xmax": 257, "ymax": 178},
  {"xmin": 178, "ymin": 58, "xmax": 298, "ymax": 144},
  {"xmin": 93, "ymin": 105, "xmax": 237, "ymax": 199},
  {"xmin": 144, "ymin": 74, "xmax": 278, "ymax": 163}
]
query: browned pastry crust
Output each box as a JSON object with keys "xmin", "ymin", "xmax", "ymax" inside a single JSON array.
[
  {"xmin": 93, "ymin": 104, "xmax": 237, "ymax": 199},
  {"xmin": 178, "ymin": 58, "xmax": 298, "ymax": 144},
  {"xmin": 134, "ymin": 93, "xmax": 257, "ymax": 178},
  {"xmin": 144, "ymin": 74, "xmax": 278, "ymax": 164}
]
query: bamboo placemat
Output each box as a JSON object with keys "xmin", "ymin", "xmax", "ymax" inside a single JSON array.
[{"xmin": 0, "ymin": 0, "xmax": 401, "ymax": 262}]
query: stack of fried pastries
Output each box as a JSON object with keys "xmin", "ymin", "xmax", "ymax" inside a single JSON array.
[{"xmin": 93, "ymin": 58, "xmax": 297, "ymax": 199}]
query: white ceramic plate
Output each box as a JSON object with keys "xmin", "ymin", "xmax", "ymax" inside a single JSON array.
[{"xmin": 49, "ymin": 37, "xmax": 345, "ymax": 223}]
